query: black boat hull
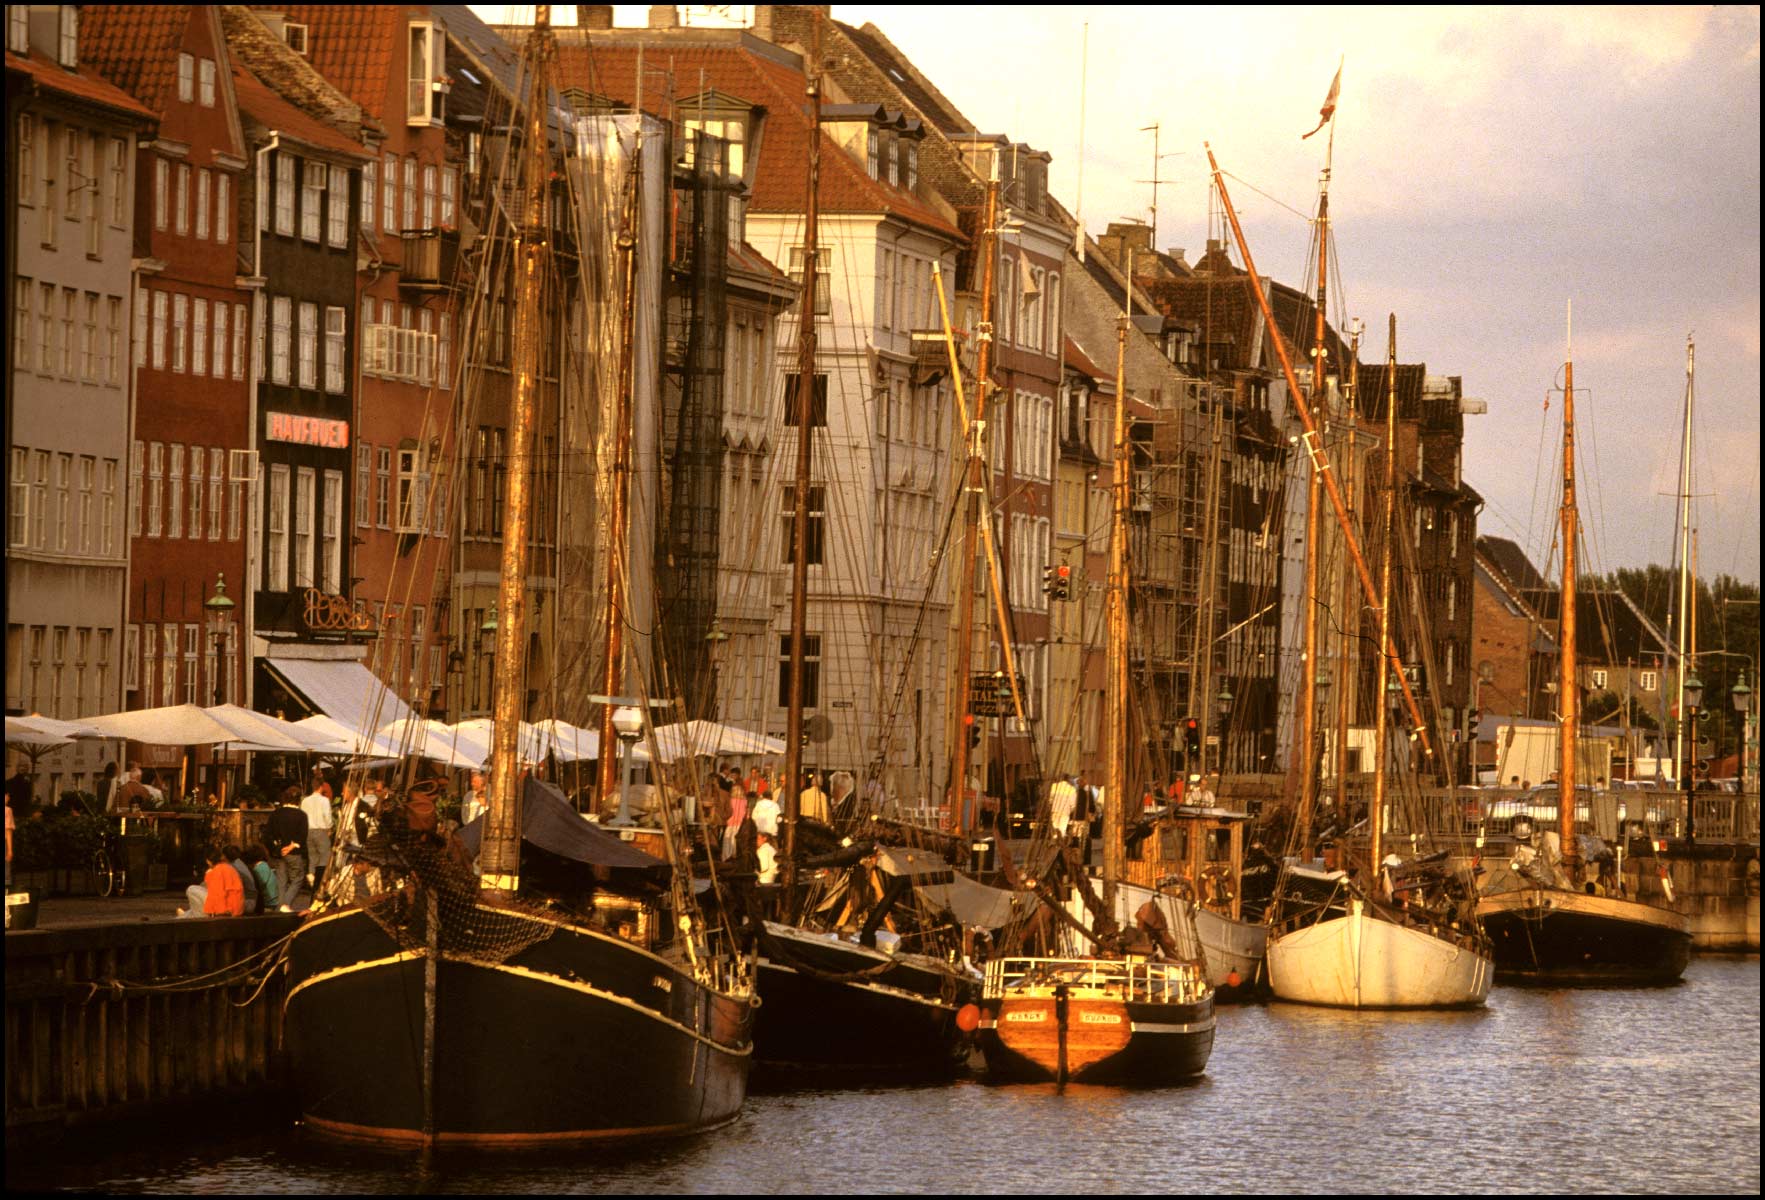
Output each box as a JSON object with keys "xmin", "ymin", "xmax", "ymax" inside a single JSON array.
[
  {"xmin": 1477, "ymin": 888, "xmax": 1693, "ymax": 986},
  {"xmin": 977, "ymin": 995, "xmax": 1215, "ymax": 1085},
  {"xmin": 285, "ymin": 907, "xmax": 753, "ymax": 1147},
  {"xmin": 753, "ymin": 923, "xmax": 976, "ymax": 1079}
]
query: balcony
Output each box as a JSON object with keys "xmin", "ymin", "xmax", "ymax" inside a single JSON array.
[
  {"xmin": 400, "ymin": 228, "xmax": 460, "ymax": 292},
  {"xmin": 909, "ymin": 328, "xmax": 962, "ymax": 387}
]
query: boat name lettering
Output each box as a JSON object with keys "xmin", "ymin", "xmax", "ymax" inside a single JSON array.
[
  {"xmin": 1003, "ymin": 1010, "xmax": 1047, "ymax": 1023},
  {"xmin": 652, "ymin": 975, "xmax": 673, "ymax": 993},
  {"xmin": 1079, "ymin": 1011, "xmax": 1123, "ymax": 1025}
]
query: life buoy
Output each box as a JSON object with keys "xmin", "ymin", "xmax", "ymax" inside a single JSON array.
[{"xmin": 1199, "ymin": 863, "xmax": 1236, "ymax": 913}]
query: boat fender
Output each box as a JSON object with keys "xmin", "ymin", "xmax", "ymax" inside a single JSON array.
[
  {"xmin": 1658, "ymin": 863, "xmax": 1674, "ymax": 903},
  {"xmin": 956, "ymin": 1003, "xmax": 980, "ymax": 1032},
  {"xmin": 1225, "ymin": 970, "xmax": 1243, "ymax": 989}
]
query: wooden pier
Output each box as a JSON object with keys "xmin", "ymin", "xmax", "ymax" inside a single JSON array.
[{"xmin": 5, "ymin": 912, "xmax": 297, "ymax": 1139}]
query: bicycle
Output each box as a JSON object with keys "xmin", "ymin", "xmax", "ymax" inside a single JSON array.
[{"xmin": 90, "ymin": 817, "xmax": 128, "ymax": 897}]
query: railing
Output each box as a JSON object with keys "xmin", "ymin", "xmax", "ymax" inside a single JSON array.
[
  {"xmin": 1330, "ymin": 786, "xmax": 1759, "ymax": 844},
  {"xmin": 984, "ymin": 954, "xmax": 1209, "ymax": 1004}
]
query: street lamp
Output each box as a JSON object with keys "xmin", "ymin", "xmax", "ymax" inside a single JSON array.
[
  {"xmin": 1214, "ymin": 684, "xmax": 1233, "ymax": 775},
  {"xmin": 1683, "ymin": 672, "xmax": 1703, "ymax": 842},
  {"xmin": 609, "ymin": 704, "xmax": 644, "ymax": 827},
  {"xmin": 1731, "ymin": 672, "xmax": 1753, "ymax": 795},
  {"xmin": 203, "ymin": 573, "xmax": 235, "ymax": 707}
]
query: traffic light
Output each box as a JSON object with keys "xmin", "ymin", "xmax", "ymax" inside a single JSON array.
[
  {"xmin": 1467, "ymin": 708, "xmax": 1481, "ymax": 738},
  {"xmin": 1051, "ymin": 563, "xmax": 1073, "ymax": 601},
  {"xmin": 965, "ymin": 712, "xmax": 981, "ymax": 748},
  {"xmin": 1183, "ymin": 716, "xmax": 1200, "ymax": 757},
  {"xmin": 1042, "ymin": 565, "xmax": 1057, "ymax": 596}
]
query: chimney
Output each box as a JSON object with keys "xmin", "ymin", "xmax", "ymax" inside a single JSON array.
[
  {"xmin": 579, "ymin": 5, "xmax": 614, "ymax": 29},
  {"xmin": 648, "ymin": 6, "xmax": 680, "ymax": 29},
  {"xmin": 752, "ymin": 4, "xmax": 776, "ymax": 42},
  {"xmin": 1167, "ymin": 247, "xmax": 1187, "ymax": 268}
]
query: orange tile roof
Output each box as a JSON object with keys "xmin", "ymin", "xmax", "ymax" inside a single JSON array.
[
  {"xmin": 550, "ymin": 36, "xmax": 962, "ymax": 242},
  {"xmin": 232, "ymin": 63, "xmax": 368, "ymax": 158},
  {"xmin": 254, "ymin": 4, "xmax": 402, "ymax": 116},
  {"xmin": 78, "ymin": 5, "xmax": 192, "ymax": 114},
  {"xmin": 5, "ymin": 46, "xmax": 157, "ymax": 122}
]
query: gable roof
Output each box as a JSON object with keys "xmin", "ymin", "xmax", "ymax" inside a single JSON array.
[
  {"xmin": 536, "ymin": 31, "xmax": 962, "ymax": 241},
  {"xmin": 6, "ymin": 45, "xmax": 157, "ymax": 123},
  {"xmin": 835, "ymin": 20, "xmax": 975, "ymax": 137},
  {"xmin": 1478, "ymin": 535, "xmax": 1551, "ymax": 594},
  {"xmin": 253, "ymin": 4, "xmax": 402, "ymax": 115},
  {"xmin": 1520, "ymin": 587, "xmax": 1675, "ymax": 665},
  {"xmin": 78, "ymin": 5, "xmax": 192, "ymax": 114},
  {"xmin": 231, "ymin": 62, "xmax": 369, "ymax": 158}
]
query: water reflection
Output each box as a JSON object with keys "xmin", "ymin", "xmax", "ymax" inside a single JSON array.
[{"xmin": 11, "ymin": 958, "xmax": 1757, "ymax": 1195}]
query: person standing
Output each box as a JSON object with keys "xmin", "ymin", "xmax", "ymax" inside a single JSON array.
[
  {"xmin": 301, "ymin": 777, "xmax": 335, "ymax": 891},
  {"xmin": 722, "ymin": 784, "xmax": 748, "ymax": 861},
  {"xmin": 1048, "ymin": 775, "xmax": 1078, "ymax": 841},
  {"xmin": 751, "ymin": 787, "xmax": 780, "ymax": 839},
  {"xmin": 461, "ymin": 771, "xmax": 489, "ymax": 827},
  {"xmin": 94, "ymin": 763, "xmax": 118, "ymax": 815},
  {"xmin": 799, "ymin": 773, "xmax": 830, "ymax": 824},
  {"xmin": 267, "ymin": 787, "xmax": 309, "ymax": 912}
]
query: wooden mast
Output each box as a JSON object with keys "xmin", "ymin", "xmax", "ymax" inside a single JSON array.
[
  {"xmin": 1371, "ymin": 315, "xmax": 1396, "ymax": 886},
  {"xmin": 947, "ymin": 161, "xmax": 1001, "ymax": 833},
  {"xmin": 595, "ymin": 117, "xmax": 643, "ymax": 816},
  {"xmin": 782, "ymin": 11, "xmax": 823, "ymax": 894},
  {"xmin": 1103, "ymin": 311, "xmax": 1130, "ymax": 918},
  {"xmin": 1334, "ymin": 322, "xmax": 1360, "ymax": 813},
  {"xmin": 1297, "ymin": 161, "xmax": 1332, "ymax": 840},
  {"xmin": 483, "ymin": 5, "xmax": 554, "ymax": 890},
  {"xmin": 1557, "ymin": 304, "xmax": 1577, "ymax": 850},
  {"xmin": 1673, "ymin": 336, "xmax": 1695, "ymax": 789},
  {"xmin": 1205, "ymin": 147, "xmax": 1435, "ymax": 759}
]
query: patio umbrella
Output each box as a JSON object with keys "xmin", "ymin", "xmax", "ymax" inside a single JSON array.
[
  {"xmin": 377, "ymin": 717, "xmax": 488, "ymax": 770},
  {"xmin": 647, "ymin": 719, "xmax": 786, "ymax": 763},
  {"xmin": 81, "ymin": 703, "xmax": 312, "ymax": 750}
]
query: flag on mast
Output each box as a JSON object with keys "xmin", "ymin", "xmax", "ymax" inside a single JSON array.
[{"xmin": 1302, "ymin": 62, "xmax": 1342, "ymax": 139}]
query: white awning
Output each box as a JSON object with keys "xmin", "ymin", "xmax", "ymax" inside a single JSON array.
[{"xmin": 263, "ymin": 656, "xmax": 413, "ymax": 736}]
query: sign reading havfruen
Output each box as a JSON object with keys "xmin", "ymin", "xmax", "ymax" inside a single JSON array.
[{"xmin": 266, "ymin": 412, "xmax": 350, "ymax": 448}]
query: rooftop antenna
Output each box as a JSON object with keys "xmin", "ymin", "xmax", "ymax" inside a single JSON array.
[
  {"xmin": 1136, "ymin": 121, "xmax": 1183, "ymax": 253},
  {"xmin": 1075, "ymin": 20, "xmax": 1088, "ymax": 258}
]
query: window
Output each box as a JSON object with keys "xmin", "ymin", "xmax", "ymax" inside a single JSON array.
[
  {"xmin": 357, "ymin": 444, "xmax": 372, "ymax": 528},
  {"xmin": 154, "ymin": 157, "xmax": 169, "ymax": 230},
  {"xmin": 109, "ymin": 138, "xmax": 127, "ymax": 227},
  {"xmin": 188, "ymin": 447, "xmax": 204, "ymax": 538},
  {"xmin": 199, "ymin": 58, "xmax": 215, "ymax": 107},
  {"xmin": 439, "ymin": 313, "xmax": 452, "ymax": 386},
  {"xmin": 81, "ymin": 292, "xmax": 98, "ymax": 381},
  {"xmin": 8, "ymin": 448, "xmax": 27, "ymax": 548},
  {"xmin": 83, "ymin": 132, "xmax": 100, "ymax": 255},
  {"xmin": 106, "ymin": 295, "xmax": 122, "ymax": 386},
  {"xmin": 361, "ymin": 159, "xmax": 376, "ymax": 234},
  {"xmin": 30, "ymin": 451, "xmax": 49, "ymax": 547},
  {"xmin": 178, "ymin": 52, "xmax": 195, "ymax": 103},
  {"xmin": 301, "ymin": 161, "xmax": 323, "ymax": 242},
  {"xmin": 421, "ymin": 163, "xmax": 437, "ymax": 230},
  {"xmin": 294, "ymin": 468, "xmax": 315, "ymax": 588},
  {"xmin": 146, "ymin": 443, "xmax": 164, "ymax": 537},
  {"xmin": 1592, "ymin": 669, "xmax": 1608, "ymax": 690},
  {"xmin": 53, "ymin": 454, "xmax": 70, "ymax": 551},
  {"xmin": 195, "ymin": 167, "xmax": 210, "ymax": 239},
  {"xmin": 777, "ymin": 634, "xmax": 822, "ymax": 709},
  {"xmin": 418, "ymin": 308, "xmax": 434, "ymax": 384},
  {"xmin": 402, "ymin": 156, "xmax": 416, "ymax": 231},
  {"xmin": 215, "ymin": 173, "xmax": 229, "ymax": 243},
  {"xmin": 13, "ymin": 279, "xmax": 29, "ymax": 370},
  {"xmin": 42, "ymin": 125, "xmax": 58, "ymax": 246},
  {"xmin": 376, "ymin": 447, "xmax": 392, "ymax": 529},
  {"xmin": 327, "ymin": 164, "xmax": 349, "ymax": 247},
  {"xmin": 441, "ymin": 166, "xmax": 456, "ymax": 227},
  {"xmin": 867, "ymin": 127, "xmax": 879, "ymax": 179},
  {"xmin": 175, "ymin": 163, "xmax": 190, "ymax": 235},
  {"xmin": 322, "ymin": 470, "xmax": 343, "ymax": 592},
  {"xmin": 168, "ymin": 444, "xmax": 185, "ymax": 539},
  {"xmin": 129, "ymin": 441, "xmax": 143, "ymax": 537},
  {"xmin": 17, "ymin": 114, "xmax": 33, "ymax": 205},
  {"xmin": 208, "ymin": 449, "xmax": 223, "ymax": 541},
  {"xmin": 124, "ymin": 625, "xmax": 140, "ymax": 693},
  {"xmin": 101, "ymin": 460, "xmax": 117, "ymax": 556},
  {"xmin": 780, "ymin": 484, "xmax": 826, "ymax": 566},
  {"xmin": 212, "ymin": 301, "xmax": 227, "ymax": 378},
  {"xmin": 151, "ymin": 290, "xmax": 167, "ymax": 370},
  {"xmin": 191, "ymin": 298, "xmax": 207, "ymax": 376},
  {"xmin": 182, "ymin": 624, "xmax": 199, "ymax": 705},
  {"xmin": 57, "ymin": 4, "xmax": 77, "ymax": 67},
  {"xmin": 63, "ymin": 128, "xmax": 78, "ymax": 224},
  {"xmin": 77, "ymin": 457, "xmax": 95, "ymax": 553},
  {"xmin": 382, "ymin": 153, "xmax": 398, "ymax": 232},
  {"xmin": 783, "ymin": 373, "xmax": 828, "ymax": 427},
  {"xmin": 789, "ymin": 247, "xmax": 831, "ymax": 317},
  {"xmin": 268, "ymin": 464, "xmax": 290, "ymax": 591},
  {"xmin": 1641, "ymin": 670, "xmax": 1658, "ymax": 693},
  {"xmin": 270, "ymin": 296, "xmax": 291, "ymax": 383},
  {"xmin": 275, "ymin": 152, "xmax": 295, "ymax": 235},
  {"xmin": 39, "ymin": 282, "xmax": 55, "ymax": 371},
  {"xmin": 60, "ymin": 288, "xmax": 76, "ymax": 377},
  {"xmin": 396, "ymin": 444, "xmax": 430, "ymax": 533},
  {"xmin": 172, "ymin": 293, "xmax": 188, "ymax": 373},
  {"xmin": 905, "ymin": 140, "xmax": 919, "ymax": 191},
  {"xmin": 407, "ymin": 21, "xmax": 444, "ymax": 124},
  {"xmin": 324, "ymin": 306, "xmax": 346, "ymax": 391},
  {"xmin": 298, "ymin": 302, "xmax": 317, "ymax": 388},
  {"xmin": 8, "ymin": 6, "xmax": 26, "ymax": 54},
  {"xmin": 228, "ymin": 450, "xmax": 249, "ymax": 541},
  {"xmin": 141, "ymin": 625, "xmax": 156, "ymax": 701},
  {"xmin": 232, "ymin": 302, "xmax": 247, "ymax": 379}
]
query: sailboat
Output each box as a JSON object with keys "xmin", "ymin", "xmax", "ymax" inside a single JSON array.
[
  {"xmin": 281, "ymin": 10, "xmax": 756, "ymax": 1147},
  {"xmin": 1206, "ymin": 139, "xmax": 1493, "ymax": 1010},
  {"xmin": 1475, "ymin": 318, "xmax": 1693, "ymax": 985},
  {"xmin": 743, "ymin": 19, "xmax": 979, "ymax": 1079},
  {"xmin": 974, "ymin": 297, "xmax": 1215, "ymax": 1085}
]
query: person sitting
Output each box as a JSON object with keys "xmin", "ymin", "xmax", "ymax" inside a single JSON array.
[
  {"xmin": 224, "ymin": 843, "xmax": 259, "ymax": 915},
  {"xmin": 243, "ymin": 844, "xmax": 279, "ymax": 913},
  {"xmin": 180, "ymin": 846, "xmax": 244, "ymax": 918}
]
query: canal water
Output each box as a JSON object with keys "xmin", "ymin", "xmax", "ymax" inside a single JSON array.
[{"xmin": 12, "ymin": 956, "xmax": 1758, "ymax": 1194}]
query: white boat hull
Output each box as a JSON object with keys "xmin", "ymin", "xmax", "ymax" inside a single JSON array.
[
  {"xmin": 1113, "ymin": 881, "xmax": 1266, "ymax": 991},
  {"xmin": 1267, "ymin": 902, "xmax": 1492, "ymax": 1009}
]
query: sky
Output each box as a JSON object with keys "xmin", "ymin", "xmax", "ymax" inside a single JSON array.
[{"xmin": 476, "ymin": 6, "xmax": 1761, "ymax": 583}]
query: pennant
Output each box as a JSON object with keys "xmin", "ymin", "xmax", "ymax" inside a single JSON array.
[{"xmin": 1302, "ymin": 62, "xmax": 1342, "ymax": 140}]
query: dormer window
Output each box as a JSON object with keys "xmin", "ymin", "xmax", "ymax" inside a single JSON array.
[
  {"xmin": 57, "ymin": 5, "xmax": 78, "ymax": 68},
  {"xmin": 199, "ymin": 59, "xmax": 216, "ymax": 107},
  {"xmin": 284, "ymin": 22, "xmax": 308, "ymax": 56},
  {"xmin": 904, "ymin": 140, "xmax": 919, "ymax": 191},
  {"xmin": 407, "ymin": 21, "xmax": 446, "ymax": 126},
  {"xmin": 9, "ymin": 7, "xmax": 29, "ymax": 54},
  {"xmin": 867, "ymin": 128, "xmax": 879, "ymax": 180},
  {"xmin": 683, "ymin": 115, "xmax": 746, "ymax": 178}
]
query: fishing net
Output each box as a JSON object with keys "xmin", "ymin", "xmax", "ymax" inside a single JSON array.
[{"xmin": 352, "ymin": 796, "xmax": 557, "ymax": 967}]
